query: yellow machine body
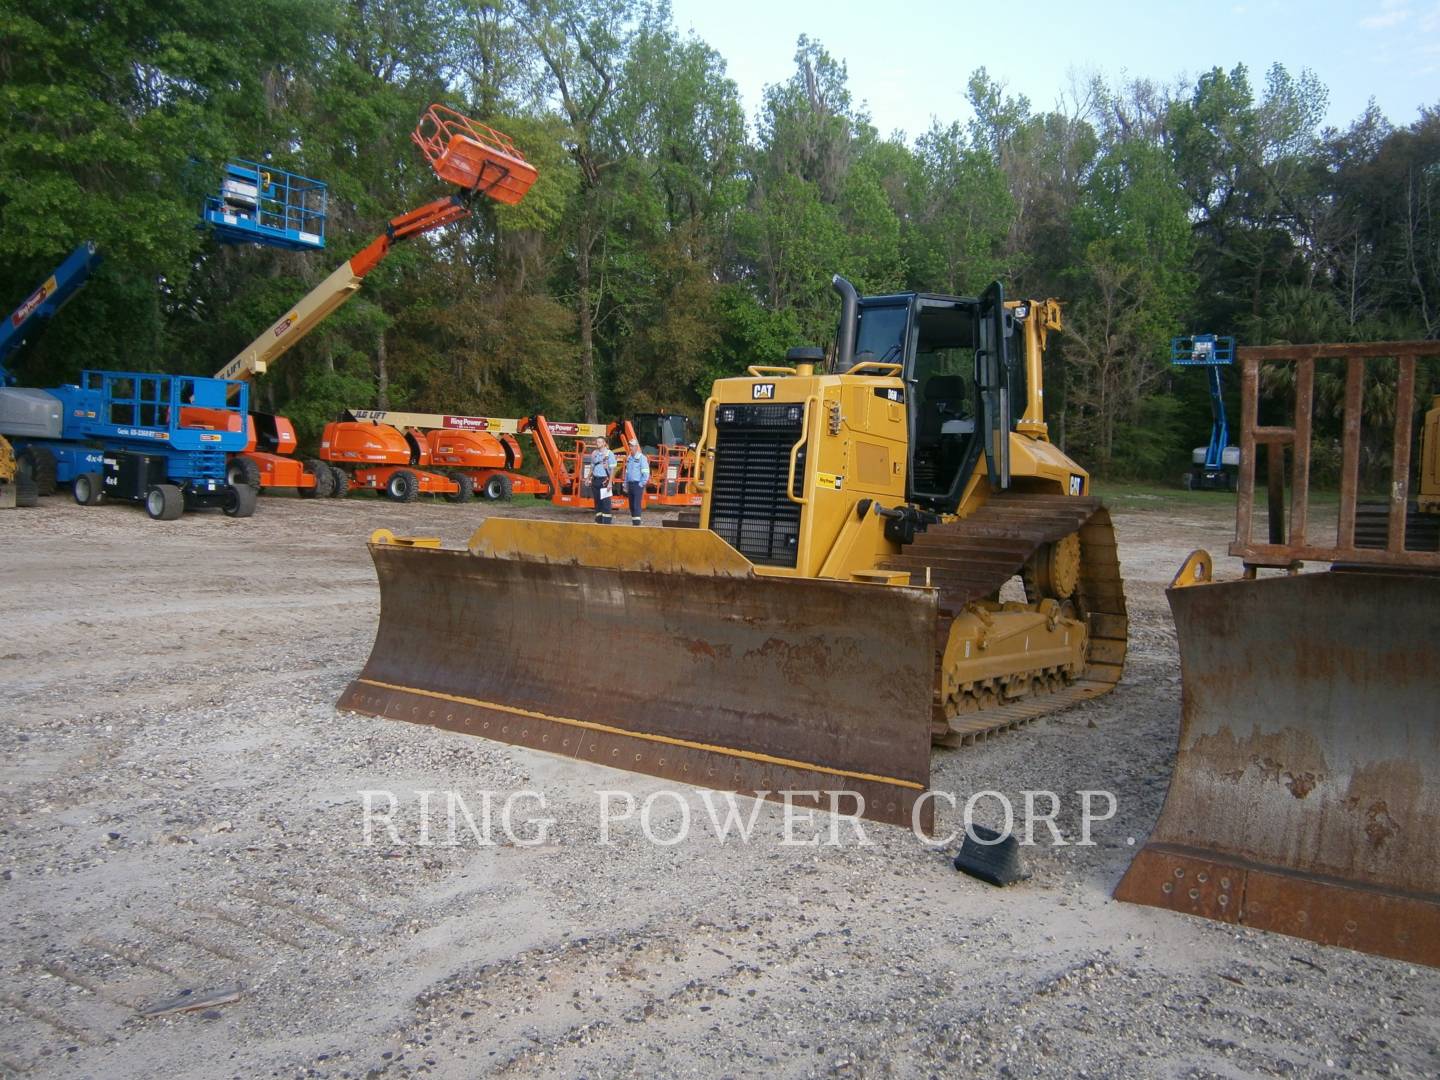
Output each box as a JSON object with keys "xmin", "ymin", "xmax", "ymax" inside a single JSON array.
[
  {"xmin": 1420, "ymin": 394, "xmax": 1439, "ymax": 515},
  {"xmin": 690, "ymin": 320, "xmax": 1087, "ymax": 584},
  {"xmin": 0, "ymin": 434, "xmax": 35, "ymax": 509}
]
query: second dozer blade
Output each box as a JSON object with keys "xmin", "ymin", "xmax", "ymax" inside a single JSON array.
[
  {"xmin": 1116, "ymin": 570, "xmax": 1440, "ymax": 966},
  {"xmin": 339, "ymin": 521, "xmax": 940, "ymax": 829}
]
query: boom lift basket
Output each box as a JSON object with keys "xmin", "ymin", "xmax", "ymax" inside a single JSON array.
[
  {"xmin": 1169, "ymin": 334, "xmax": 1234, "ymax": 367},
  {"xmin": 203, "ymin": 160, "xmax": 327, "ymax": 251},
  {"xmin": 411, "ymin": 105, "xmax": 537, "ymax": 204}
]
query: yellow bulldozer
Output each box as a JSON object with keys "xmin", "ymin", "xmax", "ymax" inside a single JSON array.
[
  {"xmin": 340, "ymin": 277, "xmax": 1127, "ymax": 829},
  {"xmin": 1, "ymin": 434, "xmax": 39, "ymax": 509}
]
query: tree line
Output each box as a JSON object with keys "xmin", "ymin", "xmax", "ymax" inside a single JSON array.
[{"xmin": 2, "ymin": 0, "xmax": 1437, "ymax": 478}]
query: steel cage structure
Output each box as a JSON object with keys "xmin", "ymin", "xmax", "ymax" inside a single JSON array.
[{"xmin": 1231, "ymin": 341, "xmax": 1440, "ymax": 571}]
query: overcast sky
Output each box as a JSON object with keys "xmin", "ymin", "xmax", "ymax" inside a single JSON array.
[{"xmin": 666, "ymin": 0, "xmax": 1440, "ymax": 142}]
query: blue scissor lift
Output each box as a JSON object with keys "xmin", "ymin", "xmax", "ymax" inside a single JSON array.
[
  {"xmin": 202, "ymin": 159, "xmax": 328, "ymax": 251},
  {"xmin": 0, "ymin": 369, "xmax": 256, "ymax": 519},
  {"xmin": 1172, "ymin": 334, "xmax": 1240, "ymax": 491}
]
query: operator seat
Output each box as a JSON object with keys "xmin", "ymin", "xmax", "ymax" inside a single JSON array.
[
  {"xmin": 915, "ymin": 374, "xmax": 973, "ymax": 497},
  {"xmin": 921, "ymin": 375, "xmax": 972, "ymax": 439}
]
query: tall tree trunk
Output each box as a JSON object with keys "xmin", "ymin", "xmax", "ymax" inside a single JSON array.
[
  {"xmin": 577, "ymin": 214, "xmax": 598, "ymax": 422},
  {"xmin": 1100, "ymin": 369, "xmax": 1112, "ymax": 471},
  {"xmin": 376, "ymin": 331, "xmax": 389, "ymax": 410}
]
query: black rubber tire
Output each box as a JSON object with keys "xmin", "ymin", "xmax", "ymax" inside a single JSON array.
[
  {"xmin": 300, "ymin": 458, "xmax": 335, "ymax": 499},
  {"xmin": 19, "ymin": 446, "xmax": 58, "ymax": 496},
  {"xmin": 328, "ymin": 466, "xmax": 350, "ymax": 498},
  {"xmin": 145, "ymin": 484, "xmax": 185, "ymax": 521},
  {"xmin": 387, "ymin": 469, "xmax": 420, "ymax": 503},
  {"xmin": 444, "ymin": 471, "xmax": 475, "ymax": 503},
  {"xmin": 482, "ymin": 473, "xmax": 513, "ymax": 501},
  {"xmin": 223, "ymin": 483, "xmax": 258, "ymax": 518},
  {"xmin": 226, "ymin": 455, "xmax": 262, "ymax": 488},
  {"xmin": 73, "ymin": 472, "xmax": 104, "ymax": 506},
  {"xmin": 15, "ymin": 477, "xmax": 39, "ymax": 508}
]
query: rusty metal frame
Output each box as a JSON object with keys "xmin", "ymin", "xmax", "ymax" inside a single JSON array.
[{"xmin": 1231, "ymin": 340, "xmax": 1440, "ymax": 570}]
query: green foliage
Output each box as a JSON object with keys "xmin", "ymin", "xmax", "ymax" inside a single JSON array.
[
  {"xmin": 908, "ymin": 119, "xmax": 1014, "ymax": 294},
  {"xmin": 1107, "ymin": 393, "xmax": 1190, "ymax": 480},
  {"xmin": 700, "ymin": 284, "xmax": 804, "ymax": 390},
  {"xmin": 1063, "ymin": 135, "xmax": 1196, "ymax": 472},
  {"xmin": 0, "ymin": 5, "xmax": 1434, "ymax": 478},
  {"xmin": 283, "ymin": 366, "xmax": 377, "ymax": 444}
]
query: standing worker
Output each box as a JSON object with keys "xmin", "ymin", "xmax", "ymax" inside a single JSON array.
[
  {"xmin": 623, "ymin": 439, "xmax": 650, "ymax": 526},
  {"xmin": 589, "ymin": 437, "xmax": 616, "ymax": 525}
]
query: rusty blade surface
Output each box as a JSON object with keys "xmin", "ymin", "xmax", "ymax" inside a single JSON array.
[
  {"xmin": 1116, "ymin": 570, "xmax": 1440, "ymax": 966},
  {"xmin": 339, "ymin": 541, "xmax": 940, "ymax": 830}
]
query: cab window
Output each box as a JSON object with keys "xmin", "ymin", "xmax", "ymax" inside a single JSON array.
[
  {"xmin": 909, "ymin": 301, "xmax": 980, "ymax": 502},
  {"xmin": 853, "ymin": 302, "xmax": 909, "ymax": 366}
]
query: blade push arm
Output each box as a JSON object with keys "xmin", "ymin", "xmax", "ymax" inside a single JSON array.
[{"xmin": 214, "ymin": 195, "xmax": 469, "ymax": 384}]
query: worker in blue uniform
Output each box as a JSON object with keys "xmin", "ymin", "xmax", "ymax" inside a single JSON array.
[
  {"xmin": 623, "ymin": 439, "xmax": 650, "ymax": 525},
  {"xmin": 589, "ymin": 438, "xmax": 616, "ymax": 524}
]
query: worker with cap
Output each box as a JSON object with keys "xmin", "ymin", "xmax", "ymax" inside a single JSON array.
[
  {"xmin": 589, "ymin": 437, "xmax": 616, "ymax": 524},
  {"xmin": 623, "ymin": 439, "xmax": 650, "ymax": 525}
]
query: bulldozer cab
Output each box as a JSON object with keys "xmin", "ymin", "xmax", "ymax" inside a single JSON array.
[
  {"xmin": 847, "ymin": 283, "xmax": 1014, "ymax": 513},
  {"xmin": 631, "ymin": 412, "xmax": 690, "ymax": 454}
]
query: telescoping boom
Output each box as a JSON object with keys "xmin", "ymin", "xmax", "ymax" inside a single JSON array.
[
  {"xmin": 1, "ymin": 242, "xmax": 104, "ymax": 374},
  {"xmin": 213, "ymin": 104, "xmax": 536, "ymax": 386},
  {"xmin": 213, "ymin": 196, "xmax": 470, "ymax": 385}
]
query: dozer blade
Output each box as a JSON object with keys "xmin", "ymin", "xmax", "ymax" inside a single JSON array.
[
  {"xmin": 339, "ymin": 520, "xmax": 941, "ymax": 829},
  {"xmin": 1116, "ymin": 570, "xmax": 1440, "ymax": 967}
]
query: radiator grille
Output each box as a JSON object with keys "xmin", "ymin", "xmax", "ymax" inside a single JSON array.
[{"xmin": 708, "ymin": 404, "xmax": 805, "ymax": 567}]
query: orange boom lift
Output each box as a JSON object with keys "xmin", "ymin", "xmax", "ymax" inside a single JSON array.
[
  {"xmin": 217, "ymin": 104, "xmax": 536, "ymax": 499},
  {"xmin": 343, "ymin": 408, "xmax": 701, "ymax": 507},
  {"xmin": 341, "ymin": 409, "xmax": 619, "ymax": 504}
]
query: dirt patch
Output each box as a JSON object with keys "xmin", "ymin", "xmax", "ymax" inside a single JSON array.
[{"xmin": 2, "ymin": 492, "xmax": 1436, "ymax": 1078}]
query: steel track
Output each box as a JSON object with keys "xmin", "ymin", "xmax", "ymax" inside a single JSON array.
[
  {"xmin": 670, "ymin": 492, "xmax": 1128, "ymax": 745},
  {"xmin": 878, "ymin": 493, "xmax": 1127, "ymax": 744}
]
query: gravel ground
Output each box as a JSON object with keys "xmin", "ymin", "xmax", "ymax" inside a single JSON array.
[{"xmin": 1, "ymin": 490, "xmax": 1437, "ymax": 1079}]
